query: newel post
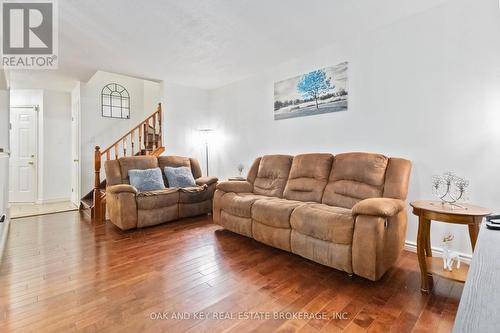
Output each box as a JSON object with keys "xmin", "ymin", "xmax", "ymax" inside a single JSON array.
[{"xmin": 93, "ymin": 146, "xmax": 103, "ymax": 222}]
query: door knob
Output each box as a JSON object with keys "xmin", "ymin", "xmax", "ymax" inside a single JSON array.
[
  {"xmin": 73, "ymin": 159, "xmax": 79, "ymax": 162},
  {"xmin": 28, "ymin": 161, "xmax": 34, "ymax": 165}
]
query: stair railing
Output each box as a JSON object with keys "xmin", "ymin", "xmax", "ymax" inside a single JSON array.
[{"xmin": 93, "ymin": 103, "xmax": 163, "ymax": 221}]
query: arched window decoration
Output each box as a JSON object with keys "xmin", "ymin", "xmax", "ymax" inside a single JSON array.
[{"xmin": 101, "ymin": 83, "xmax": 130, "ymax": 119}]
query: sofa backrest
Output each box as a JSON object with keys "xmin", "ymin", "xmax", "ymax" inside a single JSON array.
[
  {"xmin": 283, "ymin": 153, "xmax": 333, "ymax": 202},
  {"xmin": 322, "ymin": 153, "xmax": 388, "ymax": 208},
  {"xmin": 118, "ymin": 156, "xmax": 159, "ymax": 185},
  {"xmin": 104, "ymin": 155, "xmax": 202, "ymax": 187},
  {"xmin": 253, "ymin": 155, "xmax": 293, "ymax": 197},
  {"xmin": 246, "ymin": 152, "xmax": 411, "ymax": 207},
  {"xmin": 322, "ymin": 152, "xmax": 404, "ymax": 209},
  {"xmin": 382, "ymin": 157, "xmax": 412, "ymax": 200}
]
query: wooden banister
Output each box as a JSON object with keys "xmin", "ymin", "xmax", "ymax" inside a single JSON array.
[{"xmin": 91, "ymin": 103, "xmax": 163, "ymax": 222}]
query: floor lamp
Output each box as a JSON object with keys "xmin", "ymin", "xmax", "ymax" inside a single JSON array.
[{"xmin": 198, "ymin": 129, "xmax": 213, "ymax": 176}]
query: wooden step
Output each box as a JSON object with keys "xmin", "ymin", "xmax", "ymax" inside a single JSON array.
[{"xmin": 80, "ymin": 197, "xmax": 93, "ymax": 209}]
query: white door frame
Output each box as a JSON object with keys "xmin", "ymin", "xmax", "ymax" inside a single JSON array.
[
  {"xmin": 9, "ymin": 105, "xmax": 38, "ymax": 203},
  {"xmin": 71, "ymin": 98, "xmax": 81, "ymax": 205}
]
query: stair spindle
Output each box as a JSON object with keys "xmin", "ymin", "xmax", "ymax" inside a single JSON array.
[
  {"xmin": 123, "ymin": 138, "xmax": 127, "ymax": 157},
  {"xmin": 145, "ymin": 121, "xmax": 149, "ymax": 155},
  {"xmin": 131, "ymin": 132, "xmax": 135, "ymax": 155},
  {"xmin": 138, "ymin": 124, "xmax": 143, "ymax": 154},
  {"xmin": 158, "ymin": 104, "xmax": 162, "ymax": 148},
  {"xmin": 152, "ymin": 113, "xmax": 157, "ymax": 150}
]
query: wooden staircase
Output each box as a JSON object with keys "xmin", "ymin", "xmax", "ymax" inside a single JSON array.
[{"xmin": 80, "ymin": 103, "xmax": 165, "ymax": 222}]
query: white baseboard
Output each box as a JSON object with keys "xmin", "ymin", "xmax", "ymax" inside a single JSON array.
[
  {"xmin": 404, "ymin": 240, "xmax": 472, "ymax": 264},
  {"xmin": 35, "ymin": 198, "xmax": 72, "ymax": 204}
]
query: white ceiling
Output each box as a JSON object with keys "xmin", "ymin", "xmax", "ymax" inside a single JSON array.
[{"xmin": 9, "ymin": 0, "xmax": 451, "ymax": 91}]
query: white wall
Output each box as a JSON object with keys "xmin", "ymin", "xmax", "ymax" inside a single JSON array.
[
  {"xmin": 43, "ymin": 90, "xmax": 72, "ymax": 201},
  {"xmin": 205, "ymin": 0, "xmax": 500, "ymax": 255},
  {"xmin": 80, "ymin": 71, "xmax": 161, "ymax": 195},
  {"xmin": 0, "ymin": 90, "xmax": 9, "ymax": 152},
  {"xmin": 10, "ymin": 89, "xmax": 72, "ymax": 202},
  {"xmin": 161, "ymin": 83, "xmax": 210, "ymax": 174},
  {"xmin": 144, "ymin": 80, "xmax": 161, "ymax": 115}
]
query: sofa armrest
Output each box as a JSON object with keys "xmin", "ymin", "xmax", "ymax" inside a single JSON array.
[
  {"xmin": 216, "ymin": 180, "xmax": 253, "ymax": 193},
  {"xmin": 106, "ymin": 186, "xmax": 138, "ymax": 230},
  {"xmin": 352, "ymin": 198, "xmax": 405, "ymax": 218},
  {"xmin": 107, "ymin": 184, "xmax": 138, "ymax": 195},
  {"xmin": 196, "ymin": 176, "xmax": 218, "ymax": 186},
  {"xmin": 352, "ymin": 199, "xmax": 408, "ymax": 280}
]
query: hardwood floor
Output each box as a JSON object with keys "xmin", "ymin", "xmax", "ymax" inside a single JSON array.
[{"xmin": 0, "ymin": 211, "xmax": 462, "ymax": 332}]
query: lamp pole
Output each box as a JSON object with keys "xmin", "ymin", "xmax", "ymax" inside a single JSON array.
[
  {"xmin": 205, "ymin": 138, "xmax": 209, "ymax": 176},
  {"xmin": 199, "ymin": 129, "xmax": 213, "ymax": 176}
]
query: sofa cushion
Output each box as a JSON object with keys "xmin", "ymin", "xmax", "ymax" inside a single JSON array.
[
  {"xmin": 164, "ymin": 166, "xmax": 196, "ymax": 188},
  {"xmin": 128, "ymin": 168, "xmax": 166, "ymax": 192},
  {"xmin": 118, "ymin": 156, "xmax": 159, "ymax": 184},
  {"xmin": 136, "ymin": 188, "xmax": 179, "ymax": 210},
  {"xmin": 158, "ymin": 156, "xmax": 191, "ymax": 186},
  {"xmin": 283, "ymin": 153, "xmax": 333, "ymax": 202},
  {"xmin": 252, "ymin": 198, "xmax": 305, "ymax": 228},
  {"xmin": 290, "ymin": 203, "xmax": 354, "ymax": 244},
  {"xmin": 322, "ymin": 153, "xmax": 388, "ymax": 209},
  {"xmin": 179, "ymin": 185, "xmax": 211, "ymax": 203},
  {"xmin": 253, "ymin": 155, "xmax": 293, "ymax": 198},
  {"xmin": 219, "ymin": 193, "xmax": 273, "ymax": 218}
]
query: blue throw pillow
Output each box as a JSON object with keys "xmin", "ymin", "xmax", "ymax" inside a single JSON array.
[
  {"xmin": 128, "ymin": 168, "xmax": 166, "ymax": 192},
  {"xmin": 164, "ymin": 166, "xmax": 196, "ymax": 188}
]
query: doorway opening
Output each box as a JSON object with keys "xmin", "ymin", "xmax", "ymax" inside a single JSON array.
[{"xmin": 8, "ymin": 90, "xmax": 78, "ymax": 219}]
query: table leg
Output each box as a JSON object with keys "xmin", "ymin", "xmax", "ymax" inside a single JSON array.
[
  {"xmin": 468, "ymin": 218, "xmax": 481, "ymax": 251},
  {"xmin": 417, "ymin": 216, "xmax": 430, "ymax": 293},
  {"xmin": 425, "ymin": 219, "xmax": 432, "ymax": 257}
]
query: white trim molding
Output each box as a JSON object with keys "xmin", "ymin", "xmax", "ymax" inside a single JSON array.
[
  {"xmin": 35, "ymin": 197, "xmax": 72, "ymax": 205},
  {"xmin": 404, "ymin": 240, "xmax": 472, "ymax": 264}
]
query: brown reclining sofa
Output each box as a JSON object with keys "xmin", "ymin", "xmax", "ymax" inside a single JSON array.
[
  {"xmin": 104, "ymin": 155, "xmax": 218, "ymax": 230},
  {"xmin": 213, "ymin": 152, "xmax": 411, "ymax": 281}
]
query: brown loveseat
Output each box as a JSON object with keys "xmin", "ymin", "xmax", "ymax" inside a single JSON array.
[
  {"xmin": 104, "ymin": 155, "xmax": 218, "ymax": 230},
  {"xmin": 213, "ymin": 153, "xmax": 411, "ymax": 281}
]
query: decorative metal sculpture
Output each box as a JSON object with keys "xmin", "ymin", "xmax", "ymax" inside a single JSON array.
[{"xmin": 432, "ymin": 171, "xmax": 469, "ymax": 208}]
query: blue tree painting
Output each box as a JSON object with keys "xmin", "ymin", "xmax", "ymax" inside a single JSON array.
[
  {"xmin": 274, "ymin": 62, "xmax": 348, "ymax": 120},
  {"xmin": 297, "ymin": 70, "xmax": 334, "ymax": 109}
]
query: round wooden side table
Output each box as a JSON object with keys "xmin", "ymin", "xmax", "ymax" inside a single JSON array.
[{"xmin": 410, "ymin": 200, "xmax": 491, "ymax": 293}]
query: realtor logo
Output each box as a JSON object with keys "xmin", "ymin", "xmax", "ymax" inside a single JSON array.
[{"xmin": 1, "ymin": 0, "xmax": 58, "ymax": 68}]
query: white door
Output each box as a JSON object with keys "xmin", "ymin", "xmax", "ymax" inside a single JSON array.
[
  {"xmin": 71, "ymin": 99, "xmax": 80, "ymax": 205},
  {"xmin": 9, "ymin": 107, "xmax": 37, "ymax": 203}
]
